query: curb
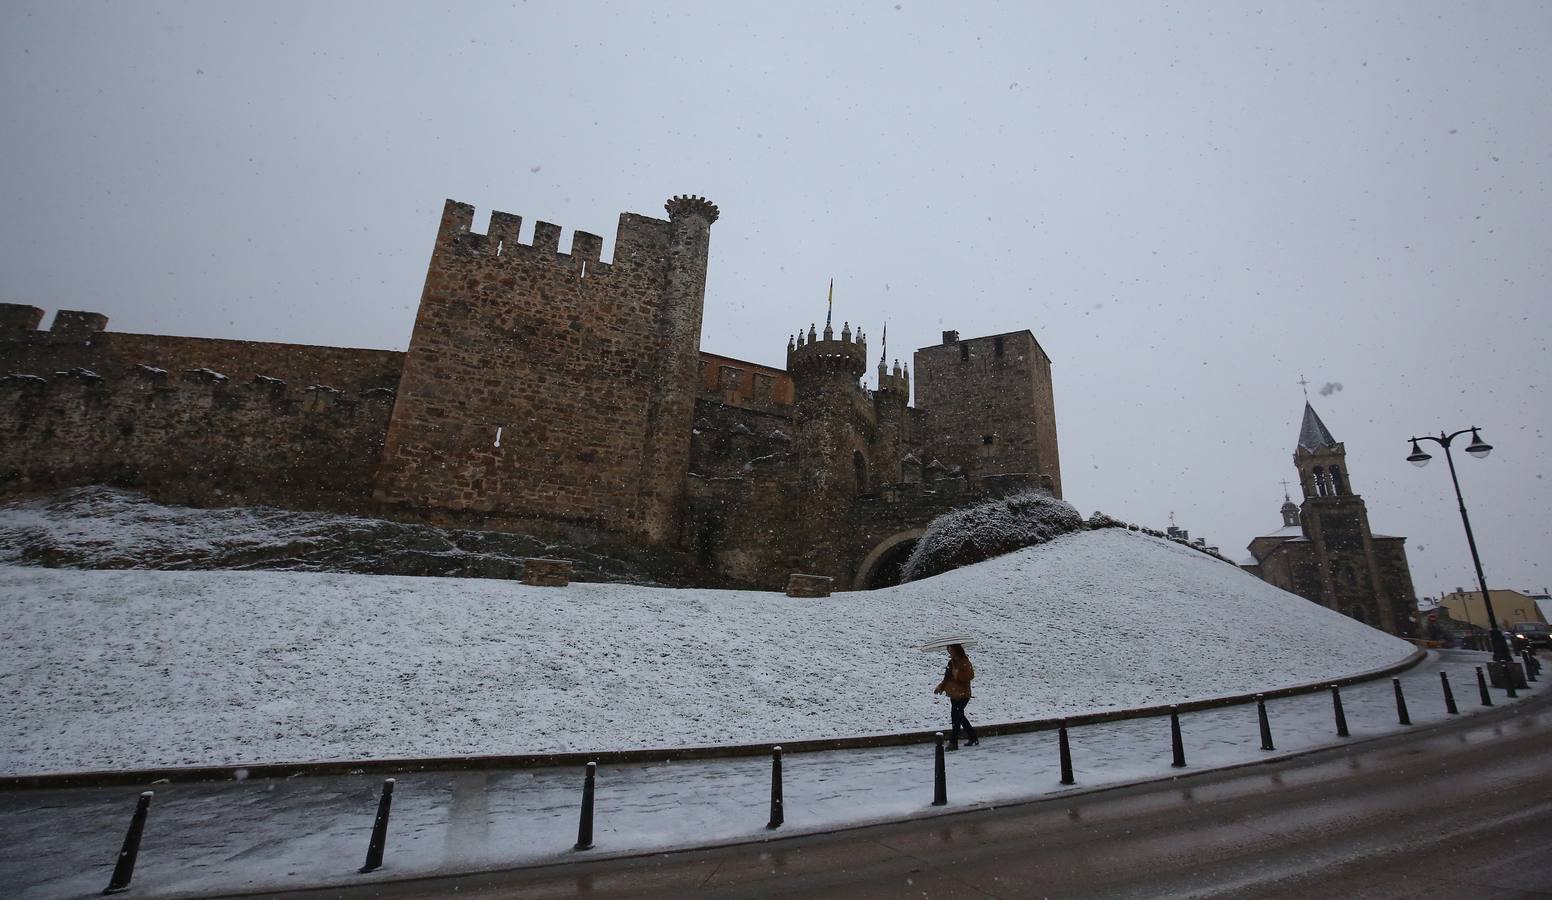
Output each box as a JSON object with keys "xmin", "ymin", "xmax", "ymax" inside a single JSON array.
[{"xmin": 0, "ymin": 648, "xmax": 1427, "ymax": 790}]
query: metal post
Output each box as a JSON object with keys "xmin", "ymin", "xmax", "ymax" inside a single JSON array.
[
  {"xmin": 1440, "ymin": 671, "xmax": 1459, "ymax": 714},
  {"xmin": 1392, "ymin": 678, "xmax": 1411, "ymax": 725},
  {"xmin": 1330, "ymin": 685, "xmax": 1349, "ymax": 737},
  {"xmin": 1437, "ymin": 437, "xmax": 1510, "ymax": 663},
  {"xmin": 1476, "ymin": 666, "xmax": 1493, "ymax": 706},
  {"xmin": 1256, "ymin": 694, "xmax": 1274, "ymax": 751},
  {"xmin": 1058, "ymin": 721, "xmax": 1074, "ymax": 785},
  {"xmin": 1505, "ymin": 665, "xmax": 1519, "ymax": 699},
  {"xmin": 1169, "ymin": 706, "xmax": 1185, "ymax": 768},
  {"xmin": 932, "ymin": 732, "xmax": 948, "ymax": 805},
  {"xmin": 1522, "ymin": 649, "xmax": 1538, "ymax": 683},
  {"xmin": 359, "ymin": 779, "xmax": 394, "ymax": 874},
  {"xmin": 766, "ymin": 746, "xmax": 784, "ymax": 829},
  {"xmin": 103, "ymin": 791, "xmax": 153, "ymax": 894},
  {"xmin": 575, "ymin": 762, "xmax": 597, "ymax": 850}
]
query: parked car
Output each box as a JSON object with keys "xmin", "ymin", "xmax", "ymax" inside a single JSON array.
[{"xmin": 1510, "ymin": 622, "xmax": 1551, "ymax": 650}]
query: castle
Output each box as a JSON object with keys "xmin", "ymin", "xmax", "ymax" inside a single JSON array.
[
  {"xmin": 1241, "ymin": 403, "xmax": 1416, "ymax": 635},
  {"xmin": 0, "ymin": 195, "xmax": 1062, "ymax": 590}
]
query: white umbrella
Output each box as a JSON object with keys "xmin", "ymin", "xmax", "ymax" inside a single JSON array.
[{"xmin": 918, "ymin": 634, "xmax": 979, "ymax": 652}]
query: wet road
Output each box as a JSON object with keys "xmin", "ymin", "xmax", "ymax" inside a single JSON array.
[{"xmin": 282, "ymin": 688, "xmax": 1552, "ymax": 899}]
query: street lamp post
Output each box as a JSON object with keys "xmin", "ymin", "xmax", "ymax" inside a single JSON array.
[{"xmin": 1405, "ymin": 427, "xmax": 1510, "ymax": 663}]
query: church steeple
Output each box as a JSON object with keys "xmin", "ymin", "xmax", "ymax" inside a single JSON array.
[
  {"xmin": 1296, "ymin": 402, "xmax": 1340, "ymax": 454},
  {"xmin": 1294, "ymin": 402, "xmax": 1350, "ymax": 500}
]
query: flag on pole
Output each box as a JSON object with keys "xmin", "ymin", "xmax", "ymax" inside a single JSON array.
[
  {"xmin": 826, "ymin": 278, "xmax": 833, "ymax": 329},
  {"xmin": 880, "ymin": 321, "xmax": 888, "ymax": 366}
]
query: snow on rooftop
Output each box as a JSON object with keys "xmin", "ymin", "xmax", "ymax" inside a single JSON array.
[{"xmin": 0, "ymin": 529, "xmax": 1415, "ymax": 776}]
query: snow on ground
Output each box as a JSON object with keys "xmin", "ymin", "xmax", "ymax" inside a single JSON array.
[
  {"xmin": 0, "ymin": 529, "xmax": 1415, "ymax": 775},
  {"xmin": 0, "ymin": 652, "xmax": 1526, "ymax": 900}
]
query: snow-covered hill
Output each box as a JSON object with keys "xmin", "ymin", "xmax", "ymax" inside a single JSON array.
[{"xmin": 0, "ymin": 528, "xmax": 1415, "ymax": 775}]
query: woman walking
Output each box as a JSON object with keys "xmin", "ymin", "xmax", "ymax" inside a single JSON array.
[{"xmin": 933, "ymin": 643, "xmax": 979, "ymax": 749}]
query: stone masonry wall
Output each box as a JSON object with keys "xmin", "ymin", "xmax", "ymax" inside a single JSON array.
[
  {"xmin": 0, "ymin": 306, "xmax": 402, "ymax": 508},
  {"xmin": 0, "ymin": 367, "xmax": 395, "ymax": 509},
  {"xmin": 913, "ymin": 329, "xmax": 1062, "ymax": 497},
  {"xmin": 373, "ymin": 197, "xmax": 717, "ymax": 545}
]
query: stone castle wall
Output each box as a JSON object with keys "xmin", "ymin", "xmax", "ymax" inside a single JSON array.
[
  {"xmin": 0, "ymin": 194, "xmax": 1066, "ymax": 591},
  {"xmin": 372, "ymin": 197, "xmax": 717, "ymax": 544},
  {"xmin": 0, "ymin": 307, "xmax": 400, "ymax": 508}
]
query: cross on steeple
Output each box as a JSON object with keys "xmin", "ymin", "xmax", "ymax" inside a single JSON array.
[
  {"xmin": 1280, "ymin": 478, "xmax": 1291, "ymax": 499},
  {"xmin": 1297, "ymin": 374, "xmax": 1310, "ymax": 399}
]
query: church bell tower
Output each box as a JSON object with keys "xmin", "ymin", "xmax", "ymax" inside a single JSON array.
[{"xmin": 1293, "ymin": 403, "xmax": 1399, "ymax": 630}]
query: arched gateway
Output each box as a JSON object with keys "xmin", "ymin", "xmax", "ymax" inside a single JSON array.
[{"xmin": 853, "ymin": 528, "xmax": 926, "ymax": 591}]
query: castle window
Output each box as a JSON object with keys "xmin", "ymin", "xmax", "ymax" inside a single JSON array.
[
  {"xmin": 994, "ymin": 336, "xmax": 1004, "ymax": 357},
  {"xmin": 1312, "ymin": 466, "xmax": 1327, "ymax": 496},
  {"xmin": 982, "ymin": 434, "xmax": 994, "ymax": 445},
  {"xmin": 1330, "ymin": 465, "xmax": 1346, "ymax": 495},
  {"xmin": 960, "ymin": 342, "xmax": 970, "ymax": 362},
  {"xmin": 853, "ymin": 450, "xmax": 869, "ymax": 495}
]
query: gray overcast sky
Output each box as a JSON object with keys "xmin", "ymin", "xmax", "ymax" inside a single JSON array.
[{"xmin": 3, "ymin": 1, "xmax": 1548, "ymax": 599}]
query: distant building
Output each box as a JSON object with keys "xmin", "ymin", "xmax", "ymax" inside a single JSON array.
[
  {"xmin": 1439, "ymin": 588, "xmax": 1549, "ymax": 629},
  {"xmin": 1241, "ymin": 403, "xmax": 1416, "ymax": 636}
]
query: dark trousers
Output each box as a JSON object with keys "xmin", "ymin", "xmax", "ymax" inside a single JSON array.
[{"xmin": 949, "ymin": 697, "xmax": 977, "ymax": 746}]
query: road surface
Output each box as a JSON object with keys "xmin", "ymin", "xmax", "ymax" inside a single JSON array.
[{"xmin": 277, "ymin": 687, "xmax": 1551, "ymax": 899}]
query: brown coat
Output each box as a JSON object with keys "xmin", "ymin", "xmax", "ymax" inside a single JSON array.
[{"xmin": 935, "ymin": 656, "xmax": 974, "ymax": 701}]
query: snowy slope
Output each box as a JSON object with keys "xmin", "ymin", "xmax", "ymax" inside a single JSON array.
[{"xmin": 0, "ymin": 529, "xmax": 1415, "ymax": 775}]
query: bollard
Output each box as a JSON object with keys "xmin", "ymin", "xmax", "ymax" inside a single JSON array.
[
  {"xmin": 1169, "ymin": 706, "xmax": 1186, "ymax": 768},
  {"xmin": 1522, "ymin": 650, "xmax": 1538, "ymax": 683},
  {"xmin": 1058, "ymin": 721, "xmax": 1075, "ymax": 785},
  {"xmin": 1393, "ymin": 678, "xmax": 1411, "ymax": 725},
  {"xmin": 1504, "ymin": 663, "xmax": 1519, "ymax": 699},
  {"xmin": 766, "ymin": 746, "xmax": 784, "ymax": 829},
  {"xmin": 103, "ymin": 791, "xmax": 153, "ymax": 894},
  {"xmin": 1330, "ymin": 685, "xmax": 1349, "ymax": 737},
  {"xmin": 932, "ymin": 732, "xmax": 947, "ymax": 806},
  {"xmin": 575, "ymin": 762, "xmax": 597, "ymax": 850},
  {"xmin": 359, "ymin": 779, "xmax": 394, "ymax": 874},
  {"xmin": 1476, "ymin": 666, "xmax": 1493, "ymax": 707},
  {"xmin": 1440, "ymin": 671, "xmax": 1459, "ymax": 714},
  {"xmin": 1256, "ymin": 694, "xmax": 1274, "ymax": 751}
]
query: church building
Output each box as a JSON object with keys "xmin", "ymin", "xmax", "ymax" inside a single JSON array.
[{"xmin": 1241, "ymin": 403, "xmax": 1417, "ymax": 636}]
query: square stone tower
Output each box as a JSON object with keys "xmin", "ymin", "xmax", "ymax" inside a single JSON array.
[
  {"xmin": 913, "ymin": 329, "xmax": 1062, "ymax": 496},
  {"xmin": 374, "ymin": 195, "xmax": 718, "ymax": 544}
]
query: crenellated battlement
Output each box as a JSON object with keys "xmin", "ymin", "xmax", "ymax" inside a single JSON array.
[
  {"xmin": 1, "ymin": 303, "xmax": 111, "ymax": 341},
  {"xmin": 786, "ymin": 321, "xmax": 869, "ymax": 379},
  {"xmin": 876, "ymin": 358, "xmax": 910, "ymax": 400},
  {"xmin": 434, "ymin": 199, "xmax": 674, "ymax": 277},
  {"xmin": 664, "ymin": 194, "xmax": 720, "ymax": 224}
]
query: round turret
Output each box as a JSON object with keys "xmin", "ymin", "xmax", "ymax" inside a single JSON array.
[
  {"xmin": 664, "ymin": 194, "xmax": 720, "ymax": 224},
  {"xmin": 786, "ymin": 323, "xmax": 868, "ymax": 380}
]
